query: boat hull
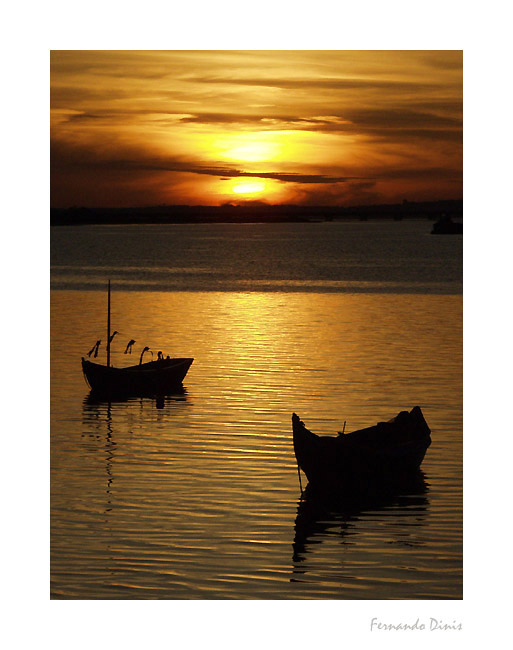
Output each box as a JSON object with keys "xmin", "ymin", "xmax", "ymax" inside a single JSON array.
[
  {"xmin": 431, "ymin": 217, "xmax": 463, "ymax": 234},
  {"xmin": 82, "ymin": 357, "xmax": 193, "ymax": 397},
  {"xmin": 292, "ymin": 407, "xmax": 431, "ymax": 492}
]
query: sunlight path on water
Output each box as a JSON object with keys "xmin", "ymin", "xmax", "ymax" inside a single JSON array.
[{"xmin": 51, "ymin": 289, "xmax": 462, "ymax": 599}]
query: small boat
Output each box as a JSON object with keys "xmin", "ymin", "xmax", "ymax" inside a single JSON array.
[
  {"xmin": 292, "ymin": 407, "xmax": 431, "ymax": 491},
  {"xmin": 82, "ymin": 356, "xmax": 194, "ymax": 396},
  {"xmin": 81, "ymin": 281, "xmax": 193, "ymax": 397},
  {"xmin": 431, "ymin": 215, "xmax": 463, "ymax": 234}
]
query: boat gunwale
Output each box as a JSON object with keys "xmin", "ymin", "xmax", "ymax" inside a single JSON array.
[{"xmin": 81, "ymin": 357, "xmax": 194, "ymax": 374}]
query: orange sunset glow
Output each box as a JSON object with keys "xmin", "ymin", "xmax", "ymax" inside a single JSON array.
[{"xmin": 50, "ymin": 50, "xmax": 462, "ymax": 208}]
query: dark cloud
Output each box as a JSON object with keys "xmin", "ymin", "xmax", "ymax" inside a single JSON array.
[
  {"xmin": 217, "ymin": 170, "xmax": 357, "ymax": 184},
  {"xmin": 340, "ymin": 107, "xmax": 460, "ymax": 129},
  {"xmin": 64, "ymin": 112, "xmax": 105, "ymax": 121},
  {"xmin": 51, "ymin": 138, "xmax": 361, "ymax": 184},
  {"xmin": 126, "ymin": 160, "xmax": 358, "ymax": 184},
  {"xmin": 179, "ymin": 112, "xmax": 269, "ymax": 124},
  {"xmin": 56, "ymin": 107, "xmax": 461, "ymax": 145},
  {"xmin": 415, "ymin": 51, "xmax": 463, "ymax": 70},
  {"xmin": 357, "ymin": 127, "xmax": 462, "ymax": 143},
  {"xmin": 51, "ymin": 133, "xmax": 460, "ymax": 207},
  {"xmin": 50, "ymin": 52, "xmax": 462, "ymax": 207},
  {"xmin": 185, "ymin": 76, "xmax": 443, "ymax": 93},
  {"xmin": 51, "ymin": 51, "xmax": 175, "ymax": 81},
  {"xmin": 294, "ymin": 180, "xmax": 381, "ymax": 206},
  {"xmin": 375, "ymin": 167, "xmax": 462, "ymax": 181},
  {"xmin": 52, "ymin": 135, "xmax": 461, "ymax": 189},
  {"xmin": 177, "ymin": 107, "xmax": 461, "ymax": 142}
]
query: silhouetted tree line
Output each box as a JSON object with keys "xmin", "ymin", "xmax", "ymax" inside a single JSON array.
[{"xmin": 50, "ymin": 200, "xmax": 462, "ymax": 226}]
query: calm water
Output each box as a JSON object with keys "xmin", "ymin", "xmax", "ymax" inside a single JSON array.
[{"xmin": 50, "ymin": 221, "xmax": 462, "ymax": 599}]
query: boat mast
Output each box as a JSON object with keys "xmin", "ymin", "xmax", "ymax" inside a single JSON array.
[{"xmin": 107, "ymin": 279, "xmax": 111, "ymax": 367}]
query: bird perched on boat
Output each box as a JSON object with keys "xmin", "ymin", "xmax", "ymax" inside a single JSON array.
[
  {"xmin": 87, "ymin": 340, "xmax": 101, "ymax": 358},
  {"xmin": 124, "ymin": 339, "xmax": 136, "ymax": 354},
  {"xmin": 109, "ymin": 330, "xmax": 119, "ymax": 344},
  {"xmin": 139, "ymin": 346, "xmax": 151, "ymax": 365}
]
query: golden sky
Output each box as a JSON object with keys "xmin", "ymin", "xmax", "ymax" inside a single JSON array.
[{"xmin": 50, "ymin": 50, "xmax": 462, "ymax": 207}]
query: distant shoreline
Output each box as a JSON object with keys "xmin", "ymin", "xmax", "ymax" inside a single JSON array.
[{"xmin": 51, "ymin": 199, "xmax": 462, "ymax": 226}]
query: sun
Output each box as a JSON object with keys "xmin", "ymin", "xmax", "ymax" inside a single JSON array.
[
  {"xmin": 213, "ymin": 176, "xmax": 288, "ymax": 204},
  {"xmin": 224, "ymin": 141, "xmax": 278, "ymax": 163},
  {"xmin": 213, "ymin": 133, "xmax": 281, "ymax": 163},
  {"xmin": 232, "ymin": 181, "xmax": 266, "ymax": 195}
]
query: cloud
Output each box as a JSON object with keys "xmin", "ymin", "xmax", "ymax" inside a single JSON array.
[
  {"xmin": 294, "ymin": 180, "xmax": 381, "ymax": 206},
  {"xmin": 63, "ymin": 112, "xmax": 105, "ymax": 121},
  {"xmin": 51, "ymin": 134, "xmax": 461, "ymax": 200},
  {"xmin": 416, "ymin": 51, "xmax": 463, "ymax": 70},
  {"xmin": 375, "ymin": 166, "xmax": 462, "ymax": 181},
  {"xmin": 51, "ymin": 138, "xmax": 362, "ymax": 184},
  {"xmin": 179, "ymin": 112, "xmax": 270, "ymax": 124},
  {"xmin": 185, "ymin": 76, "xmax": 444, "ymax": 93},
  {"xmin": 177, "ymin": 108, "xmax": 461, "ymax": 142},
  {"xmin": 53, "ymin": 106, "xmax": 462, "ymax": 147},
  {"xmin": 50, "ymin": 51, "xmax": 462, "ymax": 207}
]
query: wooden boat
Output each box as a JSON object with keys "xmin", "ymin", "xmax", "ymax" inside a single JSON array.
[
  {"xmin": 292, "ymin": 407, "xmax": 431, "ymax": 491},
  {"xmin": 81, "ymin": 281, "xmax": 193, "ymax": 396},
  {"xmin": 82, "ymin": 356, "xmax": 193, "ymax": 396}
]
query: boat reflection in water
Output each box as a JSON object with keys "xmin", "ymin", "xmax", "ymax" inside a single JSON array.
[
  {"xmin": 80, "ymin": 398, "xmax": 118, "ymax": 521},
  {"xmin": 83, "ymin": 385, "xmax": 188, "ymax": 410},
  {"xmin": 80, "ymin": 387, "xmax": 190, "ymax": 512},
  {"xmin": 291, "ymin": 473, "xmax": 430, "ymax": 573},
  {"xmin": 292, "ymin": 407, "xmax": 431, "ymax": 580}
]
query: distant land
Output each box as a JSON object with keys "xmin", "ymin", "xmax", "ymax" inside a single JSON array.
[{"xmin": 50, "ymin": 199, "xmax": 462, "ymax": 226}]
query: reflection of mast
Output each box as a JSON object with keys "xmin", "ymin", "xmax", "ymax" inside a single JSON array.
[
  {"xmin": 81, "ymin": 397, "xmax": 118, "ymax": 512},
  {"xmin": 82, "ymin": 391, "xmax": 189, "ymax": 507},
  {"xmin": 106, "ymin": 279, "xmax": 111, "ymax": 367},
  {"xmin": 104, "ymin": 401, "xmax": 115, "ymax": 509}
]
